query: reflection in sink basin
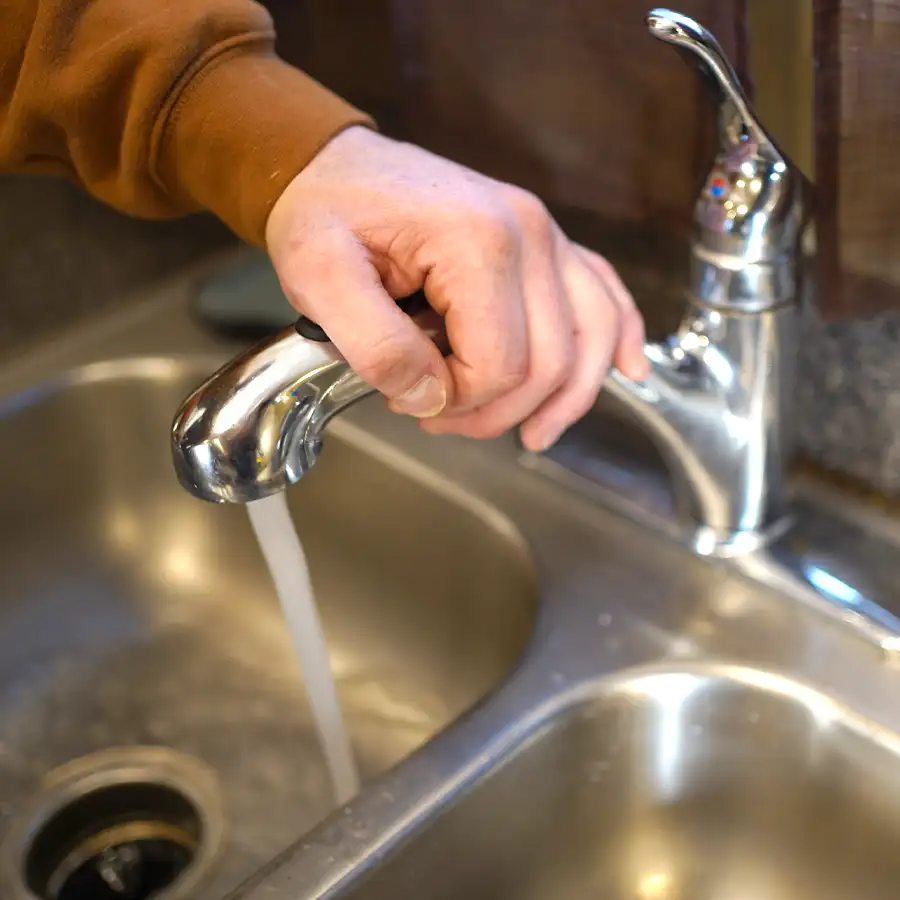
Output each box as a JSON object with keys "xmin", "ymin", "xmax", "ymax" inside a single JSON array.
[
  {"xmin": 342, "ymin": 666, "xmax": 900, "ymax": 900},
  {"xmin": 0, "ymin": 359, "xmax": 537, "ymax": 898}
]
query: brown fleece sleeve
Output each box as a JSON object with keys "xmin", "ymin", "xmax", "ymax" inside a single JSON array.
[{"xmin": 0, "ymin": 0, "xmax": 375, "ymax": 246}]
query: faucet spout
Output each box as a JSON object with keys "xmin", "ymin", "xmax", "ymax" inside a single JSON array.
[
  {"xmin": 172, "ymin": 328, "xmax": 365, "ymax": 504},
  {"xmin": 172, "ymin": 292, "xmax": 448, "ymax": 504}
]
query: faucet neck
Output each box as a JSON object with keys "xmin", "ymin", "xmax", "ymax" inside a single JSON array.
[{"xmin": 605, "ymin": 299, "xmax": 797, "ymax": 555}]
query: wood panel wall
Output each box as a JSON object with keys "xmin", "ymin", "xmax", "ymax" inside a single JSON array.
[
  {"xmin": 815, "ymin": 0, "xmax": 900, "ymax": 319},
  {"xmin": 271, "ymin": 0, "xmax": 747, "ymax": 242},
  {"xmin": 389, "ymin": 0, "xmax": 748, "ymax": 239}
]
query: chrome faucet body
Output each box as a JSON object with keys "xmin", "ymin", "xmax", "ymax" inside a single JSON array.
[
  {"xmin": 598, "ymin": 9, "xmax": 811, "ymax": 553},
  {"xmin": 532, "ymin": 11, "xmax": 900, "ymax": 657},
  {"xmin": 172, "ymin": 330, "xmax": 362, "ymax": 504}
]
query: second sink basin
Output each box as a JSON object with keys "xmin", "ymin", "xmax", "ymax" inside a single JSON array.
[{"xmin": 340, "ymin": 664, "xmax": 900, "ymax": 900}]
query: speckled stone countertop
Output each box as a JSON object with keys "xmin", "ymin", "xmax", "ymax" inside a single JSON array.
[{"xmin": 1, "ymin": 175, "xmax": 898, "ymax": 499}]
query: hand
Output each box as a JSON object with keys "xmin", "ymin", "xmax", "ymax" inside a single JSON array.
[{"xmin": 265, "ymin": 126, "xmax": 648, "ymax": 452}]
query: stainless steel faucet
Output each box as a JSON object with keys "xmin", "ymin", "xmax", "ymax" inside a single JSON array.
[
  {"xmin": 532, "ymin": 10, "xmax": 900, "ymax": 657},
  {"xmin": 602, "ymin": 8, "xmax": 813, "ymax": 555}
]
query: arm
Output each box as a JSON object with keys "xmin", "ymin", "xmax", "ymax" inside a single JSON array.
[
  {"xmin": 0, "ymin": 0, "xmax": 648, "ymax": 451},
  {"xmin": 0, "ymin": 0, "xmax": 373, "ymax": 245}
]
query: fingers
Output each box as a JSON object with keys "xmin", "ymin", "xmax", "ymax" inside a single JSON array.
[
  {"xmin": 422, "ymin": 193, "xmax": 648, "ymax": 451},
  {"xmin": 273, "ymin": 224, "xmax": 452, "ymax": 417},
  {"xmin": 575, "ymin": 244, "xmax": 649, "ymax": 382},
  {"xmin": 517, "ymin": 240, "xmax": 642, "ymax": 451},
  {"xmin": 421, "ymin": 192, "xmax": 577, "ymax": 443},
  {"xmin": 416, "ymin": 205, "xmax": 531, "ymax": 414},
  {"xmin": 269, "ymin": 185, "xmax": 646, "ymax": 453}
]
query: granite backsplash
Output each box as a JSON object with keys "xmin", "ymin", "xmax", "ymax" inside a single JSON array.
[
  {"xmin": 0, "ymin": 176, "xmax": 234, "ymax": 353},
  {"xmin": 1, "ymin": 175, "xmax": 898, "ymax": 497}
]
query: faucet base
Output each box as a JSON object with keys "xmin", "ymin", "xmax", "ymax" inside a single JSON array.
[
  {"xmin": 523, "ymin": 409, "xmax": 900, "ymax": 661},
  {"xmin": 521, "ymin": 405, "xmax": 792, "ymax": 559}
]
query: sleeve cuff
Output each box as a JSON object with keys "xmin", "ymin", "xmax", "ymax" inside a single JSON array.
[{"xmin": 152, "ymin": 38, "xmax": 376, "ymax": 246}]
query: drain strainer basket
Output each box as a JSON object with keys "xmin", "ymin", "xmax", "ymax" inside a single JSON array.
[{"xmin": 0, "ymin": 746, "xmax": 226, "ymax": 900}]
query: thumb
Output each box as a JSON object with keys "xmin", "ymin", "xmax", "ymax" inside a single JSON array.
[{"xmin": 275, "ymin": 229, "xmax": 451, "ymax": 417}]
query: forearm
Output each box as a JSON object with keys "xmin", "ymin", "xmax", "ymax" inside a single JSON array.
[{"xmin": 0, "ymin": 0, "xmax": 374, "ymax": 244}]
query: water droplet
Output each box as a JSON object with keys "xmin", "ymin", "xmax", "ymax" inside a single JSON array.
[{"xmin": 597, "ymin": 613, "xmax": 612, "ymax": 627}]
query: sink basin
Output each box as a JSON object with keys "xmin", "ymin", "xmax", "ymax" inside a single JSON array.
[
  {"xmin": 6, "ymin": 255, "xmax": 900, "ymax": 900},
  {"xmin": 340, "ymin": 665, "xmax": 900, "ymax": 900},
  {"xmin": 0, "ymin": 355, "xmax": 537, "ymax": 898}
]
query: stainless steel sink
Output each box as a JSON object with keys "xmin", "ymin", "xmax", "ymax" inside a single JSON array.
[
  {"xmin": 0, "ymin": 263, "xmax": 537, "ymax": 899},
  {"xmin": 338, "ymin": 665, "xmax": 900, "ymax": 900},
  {"xmin": 5, "ymin": 252, "xmax": 900, "ymax": 900}
]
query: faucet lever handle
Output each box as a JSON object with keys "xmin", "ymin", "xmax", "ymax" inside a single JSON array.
[
  {"xmin": 295, "ymin": 290, "xmax": 432, "ymax": 343},
  {"xmin": 646, "ymin": 8, "xmax": 811, "ymax": 276},
  {"xmin": 295, "ymin": 289, "xmax": 452, "ymax": 360},
  {"xmin": 647, "ymin": 9, "xmax": 778, "ymax": 163}
]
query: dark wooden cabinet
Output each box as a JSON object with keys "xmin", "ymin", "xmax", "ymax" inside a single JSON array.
[{"xmin": 814, "ymin": 0, "xmax": 900, "ymax": 319}]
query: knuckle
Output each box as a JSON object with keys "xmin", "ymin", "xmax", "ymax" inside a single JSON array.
[
  {"xmin": 493, "ymin": 352, "xmax": 529, "ymax": 394},
  {"xmin": 544, "ymin": 328, "xmax": 578, "ymax": 391},
  {"xmin": 505, "ymin": 187, "xmax": 552, "ymax": 241},
  {"xmin": 465, "ymin": 204, "xmax": 518, "ymax": 257},
  {"xmin": 543, "ymin": 353, "xmax": 574, "ymax": 394},
  {"xmin": 352, "ymin": 336, "xmax": 413, "ymax": 389}
]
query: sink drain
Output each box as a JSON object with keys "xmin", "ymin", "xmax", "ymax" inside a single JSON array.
[{"xmin": 0, "ymin": 747, "xmax": 226, "ymax": 900}]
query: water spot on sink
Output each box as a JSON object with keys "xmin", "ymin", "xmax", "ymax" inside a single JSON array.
[
  {"xmin": 668, "ymin": 637, "xmax": 696, "ymax": 657},
  {"xmin": 748, "ymin": 712, "xmax": 760, "ymax": 724},
  {"xmin": 597, "ymin": 613, "xmax": 612, "ymax": 627},
  {"xmin": 551, "ymin": 672, "xmax": 565, "ymax": 686}
]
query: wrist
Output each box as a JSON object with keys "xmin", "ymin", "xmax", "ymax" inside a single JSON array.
[{"xmin": 152, "ymin": 42, "xmax": 375, "ymax": 247}]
